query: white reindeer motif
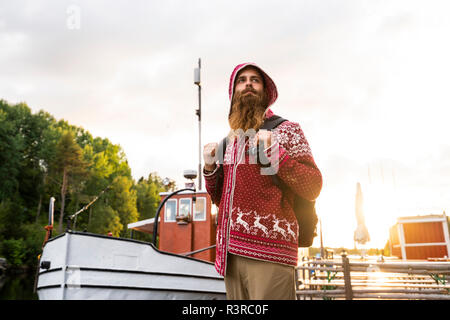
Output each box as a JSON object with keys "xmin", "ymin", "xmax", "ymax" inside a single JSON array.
[
  {"xmin": 229, "ymin": 216, "xmax": 234, "ymax": 229},
  {"xmin": 253, "ymin": 214, "xmax": 269, "ymax": 236},
  {"xmin": 272, "ymin": 218, "xmax": 287, "ymax": 238},
  {"xmin": 285, "ymin": 221, "xmax": 296, "ymax": 240},
  {"xmin": 236, "ymin": 210, "xmax": 250, "ymax": 232}
]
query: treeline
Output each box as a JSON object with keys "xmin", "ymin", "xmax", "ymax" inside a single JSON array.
[{"xmin": 0, "ymin": 99, "xmax": 176, "ymax": 268}]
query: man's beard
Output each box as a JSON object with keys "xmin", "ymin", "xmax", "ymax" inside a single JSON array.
[{"xmin": 228, "ymin": 88, "xmax": 268, "ymax": 133}]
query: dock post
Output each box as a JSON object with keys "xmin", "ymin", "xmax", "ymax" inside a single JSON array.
[{"xmin": 341, "ymin": 252, "xmax": 353, "ymax": 300}]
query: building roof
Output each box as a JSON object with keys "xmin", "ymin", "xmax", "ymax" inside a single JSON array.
[
  {"xmin": 127, "ymin": 217, "xmax": 160, "ymax": 234},
  {"xmin": 159, "ymin": 190, "xmax": 208, "ymax": 196},
  {"xmin": 397, "ymin": 214, "xmax": 448, "ymax": 224}
]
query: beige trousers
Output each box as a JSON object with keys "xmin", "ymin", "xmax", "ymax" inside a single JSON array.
[{"xmin": 224, "ymin": 253, "xmax": 297, "ymax": 300}]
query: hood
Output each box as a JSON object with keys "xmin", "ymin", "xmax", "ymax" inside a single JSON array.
[{"xmin": 228, "ymin": 62, "xmax": 278, "ymax": 116}]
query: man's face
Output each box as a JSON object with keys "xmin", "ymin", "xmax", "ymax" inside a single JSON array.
[
  {"xmin": 234, "ymin": 67, "xmax": 264, "ymax": 98},
  {"xmin": 229, "ymin": 66, "xmax": 267, "ymax": 131}
]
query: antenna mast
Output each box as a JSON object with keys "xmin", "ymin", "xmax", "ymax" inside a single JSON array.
[{"xmin": 194, "ymin": 58, "xmax": 202, "ymax": 190}]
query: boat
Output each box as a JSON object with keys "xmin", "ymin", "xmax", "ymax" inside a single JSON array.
[
  {"xmin": 36, "ymin": 230, "xmax": 225, "ymax": 300},
  {"xmin": 36, "ymin": 102, "xmax": 227, "ymax": 300}
]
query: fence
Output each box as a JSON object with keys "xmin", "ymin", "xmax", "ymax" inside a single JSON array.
[{"xmin": 295, "ymin": 253, "xmax": 450, "ymax": 300}]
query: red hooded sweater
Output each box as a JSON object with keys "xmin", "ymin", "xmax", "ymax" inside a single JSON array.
[{"xmin": 204, "ymin": 63, "xmax": 322, "ymax": 276}]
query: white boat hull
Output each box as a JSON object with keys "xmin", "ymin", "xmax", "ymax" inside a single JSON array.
[{"xmin": 37, "ymin": 231, "xmax": 226, "ymax": 300}]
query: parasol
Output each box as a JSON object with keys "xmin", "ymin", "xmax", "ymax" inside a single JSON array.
[{"xmin": 354, "ymin": 182, "xmax": 370, "ymax": 245}]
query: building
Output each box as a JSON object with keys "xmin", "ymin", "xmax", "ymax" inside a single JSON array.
[
  {"xmin": 389, "ymin": 213, "xmax": 450, "ymax": 260},
  {"xmin": 128, "ymin": 190, "xmax": 217, "ymax": 263}
]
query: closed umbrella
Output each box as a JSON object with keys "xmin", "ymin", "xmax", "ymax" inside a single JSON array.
[{"xmin": 354, "ymin": 182, "xmax": 370, "ymax": 245}]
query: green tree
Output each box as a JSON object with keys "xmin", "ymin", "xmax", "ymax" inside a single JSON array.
[
  {"xmin": 52, "ymin": 131, "xmax": 87, "ymax": 233},
  {"xmin": 78, "ymin": 137, "xmax": 132, "ymax": 233},
  {"xmin": 88, "ymin": 202, "xmax": 122, "ymax": 236},
  {"xmin": 110, "ymin": 176, "xmax": 138, "ymax": 237},
  {"xmin": 135, "ymin": 173, "xmax": 176, "ymax": 221},
  {"xmin": 136, "ymin": 176, "xmax": 160, "ymax": 220},
  {"xmin": 0, "ymin": 238, "xmax": 27, "ymax": 267},
  {"xmin": 0, "ymin": 101, "xmax": 24, "ymax": 201},
  {"xmin": 0, "ymin": 98, "xmax": 176, "ymax": 270}
]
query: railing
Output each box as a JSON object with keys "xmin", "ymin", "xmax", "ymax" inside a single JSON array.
[{"xmin": 295, "ymin": 253, "xmax": 450, "ymax": 300}]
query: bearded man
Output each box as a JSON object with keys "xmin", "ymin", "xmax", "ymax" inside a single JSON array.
[{"xmin": 203, "ymin": 63, "xmax": 322, "ymax": 300}]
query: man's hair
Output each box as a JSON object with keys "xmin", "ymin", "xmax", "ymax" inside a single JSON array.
[{"xmin": 232, "ymin": 65, "xmax": 266, "ymax": 89}]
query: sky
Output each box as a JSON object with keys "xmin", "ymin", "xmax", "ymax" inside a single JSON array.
[{"xmin": 1, "ymin": 0, "xmax": 450, "ymax": 249}]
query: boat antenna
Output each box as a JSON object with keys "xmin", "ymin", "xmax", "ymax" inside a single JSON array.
[{"xmin": 194, "ymin": 58, "xmax": 202, "ymax": 190}]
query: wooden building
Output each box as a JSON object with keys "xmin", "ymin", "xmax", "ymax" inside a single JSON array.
[
  {"xmin": 128, "ymin": 190, "xmax": 217, "ymax": 263},
  {"xmin": 389, "ymin": 213, "xmax": 450, "ymax": 260}
]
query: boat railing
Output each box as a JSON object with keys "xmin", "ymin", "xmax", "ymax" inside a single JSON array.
[
  {"xmin": 181, "ymin": 244, "xmax": 216, "ymax": 257},
  {"xmin": 295, "ymin": 253, "xmax": 450, "ymax": 300}
]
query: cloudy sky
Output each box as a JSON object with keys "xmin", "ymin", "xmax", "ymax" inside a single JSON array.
[{"xmin": 1, "ymin": 0, "xmax": 450, "ymax": 249}]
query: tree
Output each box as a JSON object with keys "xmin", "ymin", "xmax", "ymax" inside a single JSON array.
[
  {"xmin": 52, "ymin": 131, "xmax": 87, "ymax": 233},
  {"xmin": 0, "ymin": 98, "xmax": 176, "ymax": 271},
  {"xmin": 0, "ymin": 102, "xmax": 24, "ymax": 201},
  {"xmin": 88, "ymin": 202, "xmax": 122, "ymax": 236},
  {"xmin": 136, "ymin": 173, "xmax": 175, "ymax": 220},
  {"xmin": 110, "ymin": 176, "xmax": 138, "ymax": 237}
]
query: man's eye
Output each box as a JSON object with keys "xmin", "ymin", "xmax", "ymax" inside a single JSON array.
[{"xmin": 252, "ymin": 79, "xmax": 260, "ymax": 82}]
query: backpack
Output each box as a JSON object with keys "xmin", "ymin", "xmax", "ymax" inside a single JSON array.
[{"xmin": 216, "ymin": 115, "xmax": 318, "ymax": 247}]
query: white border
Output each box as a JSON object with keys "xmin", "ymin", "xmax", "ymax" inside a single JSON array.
[
  {"xmin": 164, "ymin": 199, "xmax": 177, "ymax": 222},
  {"xmin": 128, "ymin": 217, "xmax": 156, "ymax": 229},
  {"xmin": 442, "ymin": 220, "xmax": 450, "ymax": 256},
  {"xmin": 394, "ymin": 242, "xmax": 448, "ymax": 247},
  {"xmin": 193, "ymin": 197, "xmax": 207, "ymax": 221},
  {"xmin": 398, "ymin": 216, "xmax": 447, "ymax": 224},
  {"xmin": 178, "ymin": 198, "xmax": 192, "ymax": 219},
  {"xmin": 398, "ymin": 223, "xmax": 407, "ymax": 260}
]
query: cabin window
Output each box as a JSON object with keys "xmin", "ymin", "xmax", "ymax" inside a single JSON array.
[
  {"xmin": 193, "ymin": 197, "xmax": 206, "ymax": 221},
  {"xmin": 165, "ymin": 199, "xmax": 177, "ymax": 222},
  {"xmin": 178, "ymin": 198, "xmax": 191, "ymax": 219}
]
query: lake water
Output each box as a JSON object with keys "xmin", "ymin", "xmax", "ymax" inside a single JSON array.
[{"xmin": 0, "ymin": 271, "xmax": 38, "ymax": 300}]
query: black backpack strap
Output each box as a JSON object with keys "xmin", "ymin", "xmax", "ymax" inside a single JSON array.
[
  {"xmin": 260, "ymin": 116, "xmax": 288, "ymax": 187},
  {"xmin": 260, "ymin": 115, "xmax": 287, "ymax": 131},
  {"xmin": 217, "ymin": 137, "xmax": 227, "ymax": 166}
]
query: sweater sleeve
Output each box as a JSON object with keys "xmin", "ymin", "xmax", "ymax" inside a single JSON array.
[
  {"xmin": 203, "ymin": 165, "xmax": 224, "ymax": 206},
  {"xmin": 267, "ymin": 121, "xmax": 322, "ymax": 201}
]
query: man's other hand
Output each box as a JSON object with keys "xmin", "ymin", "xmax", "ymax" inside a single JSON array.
[{"xmin": 203, "ymin": 142, "xmax": 218, "ymax": 171}]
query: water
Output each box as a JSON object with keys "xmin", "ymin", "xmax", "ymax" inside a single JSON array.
[{"xmin": 0, "ymin": 271, "xmax": 38, "ymax": 300}]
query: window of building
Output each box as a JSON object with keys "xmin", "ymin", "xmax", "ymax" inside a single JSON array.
[
  {"xmin": 193, "ymin": 197, "xmax": 206, "ymax": 221},
  {"xmin": 165, "ymin": 199, "xmax": 177, "ymax": 222},
  {"xmin": 178, "ymin": 198, "xmax": 191, "ymax": 219}
]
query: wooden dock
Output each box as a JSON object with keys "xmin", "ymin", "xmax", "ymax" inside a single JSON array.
[{"xmin": 295, "ymin": 254, "xmax": 450, "ymax": 300}]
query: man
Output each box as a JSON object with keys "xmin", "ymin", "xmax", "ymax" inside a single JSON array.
[{"xmin": 203, "ymin": 63, "xmax": 322, "ymax": 300}]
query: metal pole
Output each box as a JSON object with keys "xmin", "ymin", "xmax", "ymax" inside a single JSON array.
[
  {"xmin": 341, "ymin": 252, "xmax": 353, "ymax": 300},
  {"xmin": 320, "ymin": 218, "xmax": 324, "ymax": 258},
  {"xmin": 197, "ymin": 58, "xmax": 202, "ymax": 190},
  {"xmin": 182, "ymin": 244, "xmax": 216, "ymax": 256},
  {"xmin": 48, "ymin": 197, "xmax": 55, "ymax": 238},
  {"xmin": 66, "ymin": 184, "xmax": 110, "ymax": 231}
]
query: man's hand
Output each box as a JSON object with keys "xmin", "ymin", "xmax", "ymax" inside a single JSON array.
[{"xmin": 203, "ymin": 142, "xmax": 218, "ymax": 171}]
